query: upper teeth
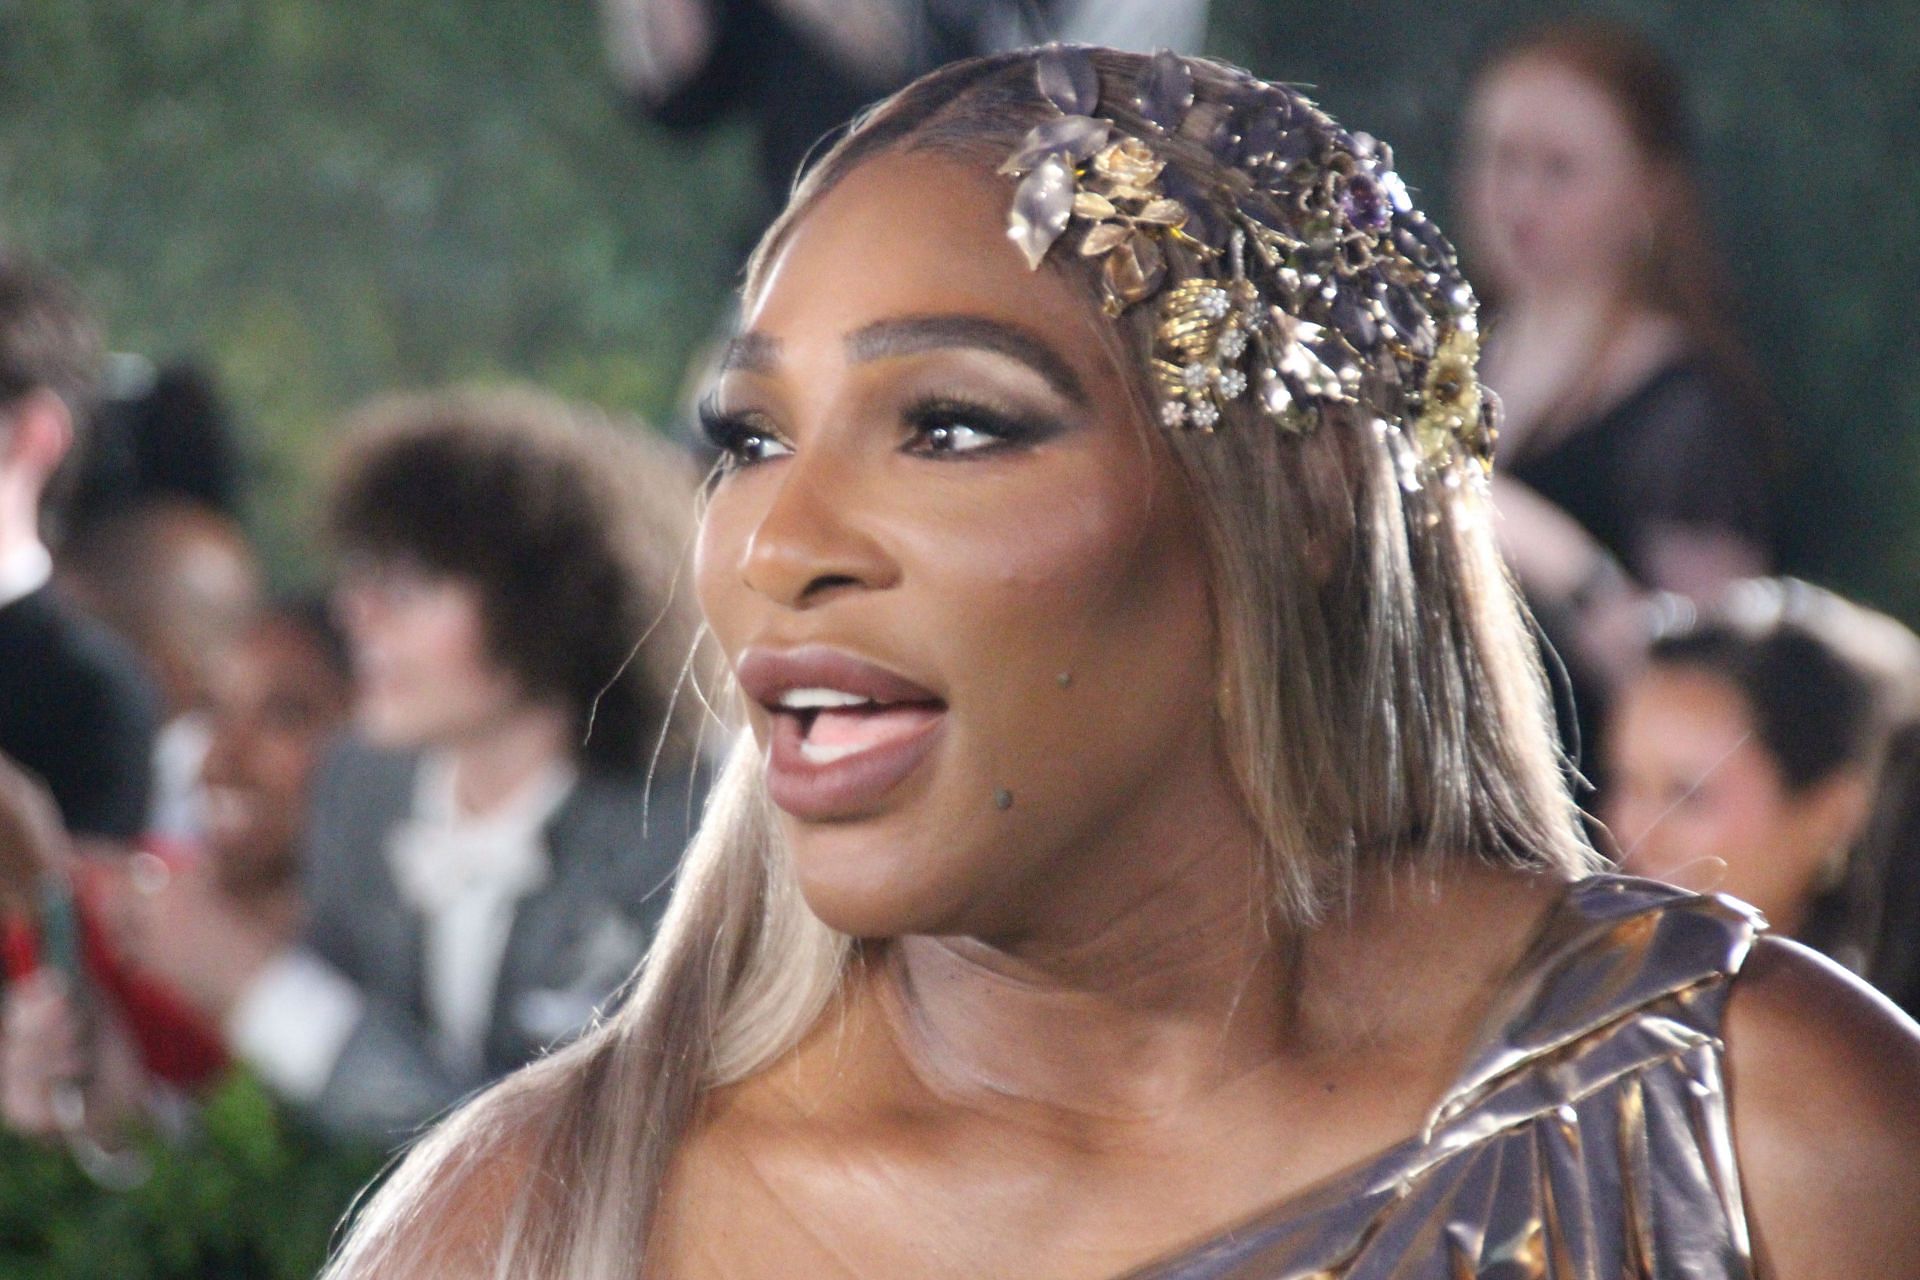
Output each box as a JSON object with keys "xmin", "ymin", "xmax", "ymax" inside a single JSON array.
[{"xmin": 778, "ymin": 687, "xmax": 874, "ymax": 710}]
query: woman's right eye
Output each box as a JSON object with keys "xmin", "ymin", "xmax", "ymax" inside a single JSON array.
[{"xmin": 700, "ymin": 405, "xmax": 793, "ymax": 469}]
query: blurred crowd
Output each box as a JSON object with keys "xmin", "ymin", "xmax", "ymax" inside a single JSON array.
[{"xmin": 1, "ymin": 1, "xmax": 1917, "ymax": 1200}]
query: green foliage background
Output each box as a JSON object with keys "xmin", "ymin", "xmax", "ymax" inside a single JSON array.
[
  {"xmin": 0, "ymin": 0, "xmax": 759, "ymax": 575},
  {"xmin": 0, "ymin": 1, "xmax": 1914, "ymax": 1267},
  {"xmin": 0, "ymin": 1075, "xmax": 384, "ymax": 1279}
]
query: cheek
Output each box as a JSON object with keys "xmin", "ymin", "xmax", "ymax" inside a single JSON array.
[
  {"xmin": 414, "ymin": 613, "xmax": 511, "ymax": 708},
  {"xmin": 909, "ymin": 467, "xmax": 1215, "ymax": 796},
  {"xmin": 693, "ymin": 496, "xmax": 752, "ymax": 648}
]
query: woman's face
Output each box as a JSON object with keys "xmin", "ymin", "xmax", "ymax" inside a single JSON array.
[
  {"xmin": 333, "ymin": 560, "xmax": 531, "ymax": 752},
  {"xmin": 696, "ymin": 149, "xmax": 1231, "ymax": 940},
  {"xmin": 199, "ymin": 617, "xmax": 350, "ymax": 885},
  {"xmin": 1602, "ymin": 664, "xmax": 1859, "ymax": 928},
  {"xmin": 1460, "ymin": 57, "xmax": 1662, "ymax": 298}
]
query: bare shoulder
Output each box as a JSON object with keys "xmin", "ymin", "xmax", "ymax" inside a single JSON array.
[{"xmin": 1724, "ymin": 936, "xmax": 1920, "ymax": 1278}]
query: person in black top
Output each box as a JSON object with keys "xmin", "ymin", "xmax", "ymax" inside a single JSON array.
[
  {"xmin": 0, "ymin": 258, "xmax": 157, "ymax": 842},
  {"xmin": 1456, "ymin": 20, "xmax": 1779, "ymax": 779}
]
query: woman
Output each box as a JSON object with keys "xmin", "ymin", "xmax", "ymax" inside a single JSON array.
[
  {"xmin": 131, "ymin": 389, "xmax": 708, "ymax": 1142},
  {"xmin": 1459, "ymin": 20, "xmax": 1776, "ymax": 721},
  {"xmin": 2, "ymin": 600, "xmax": 350, "ymax": 1141},
  {"xmin": 1605, "ymin": 578, "xmax": 1920, "ymax": 964},
  {"xmin": 326, "ymin": 50, "xmax": 1920, "ymax": 1277}
]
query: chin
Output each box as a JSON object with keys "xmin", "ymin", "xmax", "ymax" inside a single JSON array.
[
  {"xmin": 353, "ymin": 700, "xmax": 431, "ymax": 751},
  {"xmin": 786, "ymin": 827, "xmax": 987, "ymax": 940}
]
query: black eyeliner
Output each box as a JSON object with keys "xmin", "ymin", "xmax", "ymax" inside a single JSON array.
[
  {"xmin": 695, "ymin": 392, "xmax": 739, "ymax": 453},
  {"xmin": 901, "ymin": 394, "xmax": 1068, "ymax": 454}
]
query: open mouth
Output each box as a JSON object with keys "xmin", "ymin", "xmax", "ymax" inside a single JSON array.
[
  {"xmin": 775, "ymin": 688, "xmax": 947, "ymax": 766},
  {"xmin": 736, "ymin": 647, "xmax": 950, "ymax": 818}
]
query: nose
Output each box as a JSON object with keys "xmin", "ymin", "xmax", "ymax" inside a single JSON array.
[{"xmin": 739, "ymin": 452, "xmax": 898, "ymax": 609}]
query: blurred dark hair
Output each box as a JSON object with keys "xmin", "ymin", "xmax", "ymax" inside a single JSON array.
[
  {"xmin": 1472, "ymin": 18, "xmax": 1775, "ymax": 431},
  {"xmin": 1646, "ymin": 579, "xmax": 1919, "ymax": 792},
  {"xmin": 326, "ymin": 387, "xmax": 703, "ymax": 774},
  {"xmin": 1650, "ymin": 625, "xmax": 1876, "ymax": 794},
  {"xmin": 69, "ymin": 360, "xmax": 244, "ymax": 531}
]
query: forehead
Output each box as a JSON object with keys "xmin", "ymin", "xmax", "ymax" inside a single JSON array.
[
  {"xmin": 1615, "ymin": 666, "xmax": 1757, "ymax": 758},
  {"xmin": 1470, "ymin": 59, "xmax": 1639, "ymax": 157},
  {"xmin": 744, "ymin": 149, "xmax": 1111, "ymax": 368}
]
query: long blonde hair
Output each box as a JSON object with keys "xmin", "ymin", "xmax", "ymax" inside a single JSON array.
[{"xmin": 322, "ymin": 49, "xmax": 1597, "ymax": 1278}]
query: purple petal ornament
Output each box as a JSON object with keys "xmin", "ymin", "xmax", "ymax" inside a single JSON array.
[
  {"xmin": 1134, "ymin": 50, "xmax": 1195, "ymax": 132},
  {"xmin": 1008, "ymin": 153, "xmax": 1076, "ymax": 270},
  {"xmin": 1238, "ymin": 109, "xmax": 1282, "ymax": 167},
  {"xmin": 1036, "ymin": 44, "xmax": 1100, "ymax": 117},
  {"xmin": 999, "ymin": 115, "xmax": 1112, "ymax": 176}
]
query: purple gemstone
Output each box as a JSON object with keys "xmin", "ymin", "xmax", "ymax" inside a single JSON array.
[{"xmin": 1339, "ymin": 175, "xmax": 1391, "ymax": 232}]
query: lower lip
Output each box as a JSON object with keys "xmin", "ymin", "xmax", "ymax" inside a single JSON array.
[{"xmin": 765, "ymin": 708, "xmax": 946, "ymax": 821}]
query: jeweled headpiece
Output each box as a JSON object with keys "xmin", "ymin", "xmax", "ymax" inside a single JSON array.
[{"xmin": 1000, "ymin": 47, "xmax": 1495, "ymax": 478}]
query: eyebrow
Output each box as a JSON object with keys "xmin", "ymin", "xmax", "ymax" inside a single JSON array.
[
  {"xmin": 719, "ymin": 332, "xmax": 779, "ymax": 375},
  {"xmin": 717, "ymin": 315, "xmax": 1088, "ymax": 403},
  {"xmin": 846, "ymin": 315, "xmax": 1086, "ymax": 403}
]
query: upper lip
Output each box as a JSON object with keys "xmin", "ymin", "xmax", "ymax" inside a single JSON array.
[{"xmin": 735, "ymin": 645, "xmax": 944, "ymax": 712}]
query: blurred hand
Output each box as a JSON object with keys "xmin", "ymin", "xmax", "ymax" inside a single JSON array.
[
  {"xmin": 0, "ymin": 752, "xmax": 70, "ymax": 911},
  {"xmin": 0, "ymin": 970, "xmax": 143, "ymax": 1141},
  {"xmin": 109, "ymin": 858, "xmax": 284, "ymax": 1022},
  {"xmin": 600, "ymin": 0, "xmax": 713, "ymax": 101}
]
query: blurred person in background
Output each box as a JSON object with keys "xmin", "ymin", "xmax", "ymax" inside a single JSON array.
[
  {"xmin": 0, "ymin": 257, "xmax": 157, "ymax": 845},
  {"xmin": 1, "ymin": 601, "xmax": 351, "ymax": 1143},
  {"xmin": 1604, "ymin": 579, "xmax": 1920, "ymax": 971},
  {"xmin": 602, "ymin": 0, "xmax": 1209, "ymax": 221},
  {"xmin": 1458, "ymin": 19, "xmax": 1779, "ymax": 768},
  {"xmin": 57, "ymin": 498, "xmax": 264, "ymax": 841},
  {"xmin": 124, "ymin": 388, "xmax": 707, "ymax": 1144}
]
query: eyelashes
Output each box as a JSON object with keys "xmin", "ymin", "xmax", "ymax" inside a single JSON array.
[
  {"xmin": 900, "ymin": 396, "xmax": 1063, "ymax": 456},
  {"xmin": 697, "ymin": 396, "xmax": 789, "ymax": 469},
  {"xmin": 699, "ymin": 393, "xmax": 1065, "ymax": 472}
]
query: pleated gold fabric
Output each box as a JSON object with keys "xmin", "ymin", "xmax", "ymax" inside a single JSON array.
[{"xmin": 1127, "ymin": 875, "xmax": 1761, "ymax": 1280}]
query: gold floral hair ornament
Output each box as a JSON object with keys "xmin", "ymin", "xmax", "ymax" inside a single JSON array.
[{"xmin": 1000, "ymin": 46, "xmax": 1497, "ymax": 481}]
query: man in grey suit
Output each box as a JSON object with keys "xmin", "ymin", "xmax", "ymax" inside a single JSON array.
[
  {"xmin": 125, "ymin": 388, "xmax": 709, "ymax": 1143},
  {"xmin": 254, "ymin": 737, "xmax": 698, "ymax": 1138}
]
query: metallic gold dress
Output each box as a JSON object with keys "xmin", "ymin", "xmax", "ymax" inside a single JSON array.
[{"xmin": 1127, "ymin": 875, "xmax": 1761, "ymax": 1280}]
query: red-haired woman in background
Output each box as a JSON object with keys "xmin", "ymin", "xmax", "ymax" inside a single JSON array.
[{"xmin": 1460, "ymin": 20, "xmax": 1777, "ymax": 722}]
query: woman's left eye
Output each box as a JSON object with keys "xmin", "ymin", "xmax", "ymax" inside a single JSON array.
[
  {"xmin": 904, "ymin": 400, "xmax": 1048, "ymax": 457},
  {"xmin": 915, "ymin": 421, "xmax": 999, "ymax": 454}
]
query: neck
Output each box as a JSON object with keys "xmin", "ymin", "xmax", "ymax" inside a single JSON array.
[
  {"xmin": 442, "ymin": 700, "xmax": 574, "ymax": 819},
  {"xmin": 877, "ymin": 858, "xmax": 1562, "ymax": 1125},
  {"xmin": 881, "ymin": 765, "xmax": 1293, "ymax": 1119}
]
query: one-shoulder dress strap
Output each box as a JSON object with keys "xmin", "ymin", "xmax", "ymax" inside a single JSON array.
[
  {"xmin": 1428, "ymin": 873, "xmax": 1763, "ymax": 1133},
  {"xmin": 1119, "ymin": 874, "xmax": 1766, "ymax": 1280}
]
